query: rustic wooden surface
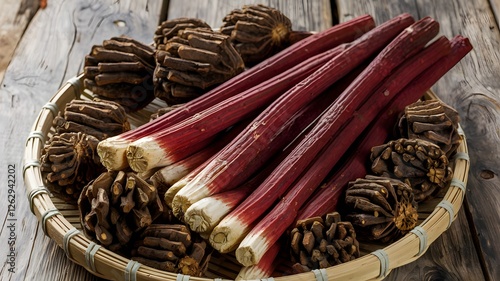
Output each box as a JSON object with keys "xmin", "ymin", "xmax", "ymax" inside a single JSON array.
[{"xmin": 1, "ymin": 0, "xmax": 499, "ymax": 280}]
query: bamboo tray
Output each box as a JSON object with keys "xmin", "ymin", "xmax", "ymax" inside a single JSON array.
[{"xmin": 23, "ymin": 74, "xmax": 470, "ymax": 281}]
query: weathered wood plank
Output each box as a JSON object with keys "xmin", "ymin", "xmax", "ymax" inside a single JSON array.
[
  {"xmin": 414, "ymin": 1, "xmax": 500, "ymax": 280},
  {"xmin": 336, "ymin": 0, "xmax": 492, "ymax": 280},
  {"xmin": 0, "ymin": 0, "xmax": 161, "ymax": 280},
  {"xmin": 166, "ymin": 0, "xmax": 333, "ymax": 32},
  {"xmin": 490, "ymin": 0, "xmax": 500, "ymax": 24},
  {"xmin": 0, "ymin": 0, "xmax": 38, "ymax": 82}
]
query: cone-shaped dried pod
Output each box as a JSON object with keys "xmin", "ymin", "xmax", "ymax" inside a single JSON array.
[
  {"xmin": 154, "ymin": 27, "xmax": 245, "ymax": 105},
  {"xmin": 344, "ymin": 176, "xmax": 418, "ymax": 243},
  {"xmin": 289, "ymin": 212, "xmax": 360, "ymax": 273},
  {"xmin": 40, "ymin": 132, "xmax": 104, "ymax": 203},
  {"xmin": 78, "ymin": 171, "xmax": 165, "ymax": 251},
  {"xmin": 130, "ymin": 224, "xmax": 212, "ymax": 276},
  {"xmin": 398, "ymin": 99, "xmax": 461, "ymax": 158},
  {"xmin": 83, "ymin": 36, "xmax": 156, "ymax": 112},
  {"xmin": 154, "ymin": 18, "xmax": 211, "ymax": 49},
  {"xmin": 53, "ymin": 99, "xmax": 130, "ymax": 141},
  {"xmin": 370, "ymin": 138, "xmax": 453, "ymax": 202},
  {"xmin": 220, "ymin": 4, "xmax": 294, "ymax": 65}
]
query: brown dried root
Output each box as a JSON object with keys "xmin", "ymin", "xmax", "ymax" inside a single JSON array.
[
  {"xmin": 344, "ymin": 176, "xmax": 418, "ymax": 243},
  {"xmin": 398, "ymin": 99, "xmax": 461, "ymax": 158},
  {"xmin": 154, "ymin": 27, "xmax": 245, "ymax": 105},
  {"xmin": 370, "ymin": 138, "xmax": 453, "ymax": 202},
  {"xmin": 78, "ymin": 171, "xmax": 164, "ymax": 251},
  {"xmin": 53, "ymin": 99, "xmax": 130, "ymax": 141},
  {"xmin": 83, "ymin": 36, "xmax": 156, "ymax": 112},
  {"xmin": 221, "ymin": 4, "xmax": 299, "ymax": 65},
  {"xmin": 41, "ymin": 132, "xmax": 104, "ymax": 203},
  {"xmin": 131, "ymin": 224, "xmax": 212, "ymax": 276},
  {"xmin": 289, "ymin": 212, "xmax": 360, "ymax": 273}
]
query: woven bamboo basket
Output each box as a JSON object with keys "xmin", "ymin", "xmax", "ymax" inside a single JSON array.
[{"xmin": 23, "ymin": 74, "xmax": 470, "ymax": 281}]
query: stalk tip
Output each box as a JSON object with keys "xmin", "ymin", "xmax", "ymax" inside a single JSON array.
[
  {"xmin": 235, "ymin": 246, "xmax": 255, "ymax": 266},
  {"xmin": 126, "ymin": 137, "xmax": 165, "ymax": 172},
  {"xmin": 97, "ymin": 138, "xmax": 130, "ymax": 170}
]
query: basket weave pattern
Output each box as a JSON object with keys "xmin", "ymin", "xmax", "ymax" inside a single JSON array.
[{"xmin": 23, "ymin": 75, "xmax": 469, "ymax": 281}]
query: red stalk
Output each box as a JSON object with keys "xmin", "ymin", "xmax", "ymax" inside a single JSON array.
[
  {"xmin": 98, "ymin": 15, "xmax": 375, "ymax": 171},
  {"xmin": 177, "ymin": 14, "xmax": 416, "ymax": 224},
  {"xmin": 297, "ymin": 35, "xmax": 473, "ymax": 220},
  {"xmin": 126, "ymin": 46, "xmax": 344, "ymax": 172},
  {"xmin": 235, "ymin": 34, "xmax": 451, "ymax": 266},
  {"xmin": 119, "ymin": 15, "xmax": 375, "ymax": 139},
  {"xmin": 210, "ymin": 15, "xmax": 434, "ymax": 255},
  {"xmin": 172, "ymin": 66, "xmax": 361, "ymax": 219}
]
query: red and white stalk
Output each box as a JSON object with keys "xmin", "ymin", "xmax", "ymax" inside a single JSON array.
[
  {"xmin": 173, "ymin": 14, "xmax": 416, "ymax": 228},
  {"xmin": 184, "ymin": 184, "xmax": 254, "ymax": 236},
  {"xmin": 297, "ymin": 35, "xmax": 472, "ymax": 220},
  {"xmin": 207, "ymin": 14, "xmax": 417, "ymax": 254},
  {"xmin": 125, "ymin": 46, "xmax": 344, "ymax": 173},
  {"xmin": 235, "ymin": 243, "xmax": 280, "ymax": 280},
  {"xmin": 170, "ymin": 60, "xmax": 361, "ymax": 219},
  {"xmin": 235, "ymin": 33, "xmax": 449, "ymax": 266},
  {"xmin": 151, "ymin": 118, "xmax": 249, "ymax": 189},
  {"xmin": 97, "ymin": 15, "xmax": 375, "ymax": 171}
]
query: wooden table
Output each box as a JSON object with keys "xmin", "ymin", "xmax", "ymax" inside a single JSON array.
[{"xmin": 1, "ymin": 0, "xmax": 498, "ymax": 280}]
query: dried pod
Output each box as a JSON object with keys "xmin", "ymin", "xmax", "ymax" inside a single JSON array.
[
  {"xmin": 370, "ymin": 138, "xmax": 453, "ymax": 202},
  {"xmin": 398, "ymin": 99, "xmax": 461, "ymax": 158},
  {"xmin": 344, "ymin": 176, "xmax": 418, "ymax": 243},
  {"xmin": 78, "ymin": 171, "xmax": 165, "ymax": 251},
  {"xmin": 154, "ymin": 18, "xmax": 211, "ymax": 48},
  {"xmin": 221, "ymin": 4, "xmax": 297, "ymax": 65},
  {"xmin": 130, "ymin": 224, "xmax": 212, "ymax": 276},
  {"xmin": 289, "ymin": 212, "xmax": 360, "ymax": 273},
  {"xmin": 53, "ymin": 99, "xmax": 130, "ymax": 141},
  {"xmin": 41, "ymin": 132, "xmax": 104, "ymax": 203},
  {"xmin": 83, "ymin": 36, "xmax": 156, "ymax": 112},
  {"xmin": 154, "ymin": 27, "xmax": 245, "ymax": 105}
]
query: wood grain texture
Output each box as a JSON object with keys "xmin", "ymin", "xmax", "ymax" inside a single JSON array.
[
  {"xmin": 336, "ymin": 0, "xmax": 493, "ymax": 280},
  {"xmin": 490, "ymin": 0, "xmax": 500, "ymax": 25},
  {"xmin": 166, "ymin": 0, "xmax": 333, "ymax": 32},
  {"xmin": 0, "ymin": 0, "xmax": 161, "ymax": 280},
  {"xmin": 0, "ymin": 0, "xmax": 38, "ymax": 82},
  {"xmin": 414, "ymin": 1, "xmax": 500, "ymax": 280}
]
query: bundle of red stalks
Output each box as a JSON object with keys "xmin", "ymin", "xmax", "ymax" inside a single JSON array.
[{"xmin": 96, "ymin": 13, "xmax": 471, "ymax": 278}]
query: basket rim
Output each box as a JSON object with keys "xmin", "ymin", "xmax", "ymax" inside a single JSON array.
[{"xmin": 23, "ymin": 75, "xmax": 470, "ymax": 281}]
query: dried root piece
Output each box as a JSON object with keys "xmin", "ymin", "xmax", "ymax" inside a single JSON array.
[
  {"xmin": 398, "ymin": 99, "xmax": 461, "ymax": 158},
  {"xmin": 154, "ymin": 18, "xmax": 211, "ymax": 49},
  {"xmin": 53, "ymin": 99, "xmax": 130, "ymax": 141},
  {"xmin": 78, "ymin": 171, "xmax": 165, "ymax": 251},
  {"xmin": 41, "ymin": 132, "xmax": 104, "ymax": 203},
  {"xmin": 344, "ymin": 176, "xmax": 418, "ymax": 243},
  {"xmin": 131, "ymin": 224, "xmax": 211, "ymax": 276},
  {"xmin": 221, "ymin": 4, "xmax": 301, "ymax": 65},
  {"xmin": 370, "ymin": 138, "xmax": 453, "ymax": 202},
  {"xmin": 154, "ymin": 27, "xmax": 245, "ymax": 105},
  {"xmin": 83, "ymin": 36, "xmax": 156, "ymax": 112},
  {"xmin": 289, "ymin": 212, "xmax": 360, "ymax": 273}
]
